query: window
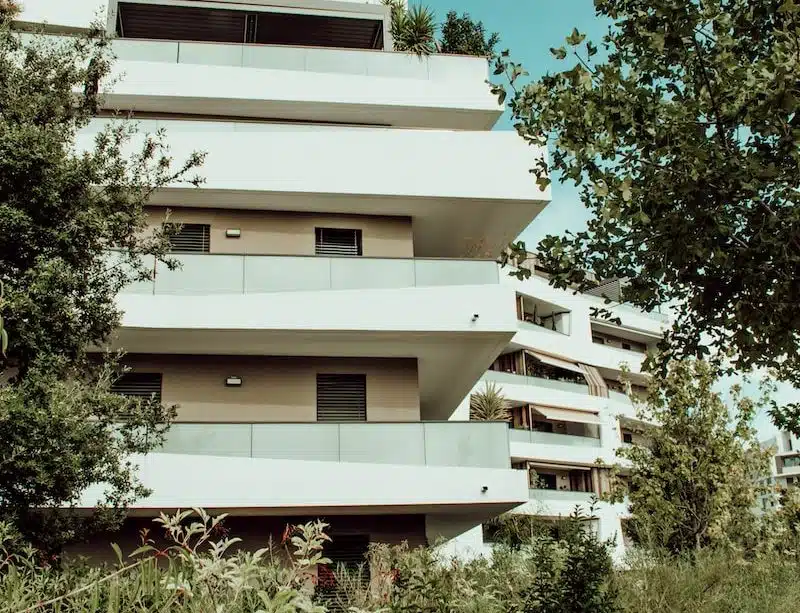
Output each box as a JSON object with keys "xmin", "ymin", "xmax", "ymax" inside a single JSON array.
[
  {"xmin": 116, "ymin": 2, "xmax": 385, "ymax": 50},
  {"xmin": 316, "ymin": 374, "xmax": 367, "ymax": 422},
  {"xmin": 592, "ymin": 336, "xmax": 605, "ymax": 345},
  {"xmin": 111, "ymin": 373, "xmax": 163, "ymax": 403},
  {"xmin": 315, "ymin": 228, "xmax": 362, "ymax": 257},
  {"xmin": 621, "ymin": 342, "xmax": 632, "ymax": 351},
  {"xmin": 622, "ymin": 432, "xmax": 633, "ymax": 444},
  {"xmin": 533, "ymin": 421, "xmax": 554, "ymax": 433},
  {"xmin": 535, "ymin": 472, "xmax": 558, "ymax": 490},
  {"xmin": 165, "ymin": 223, "xmax": 210, "ymax": 253},
  {"xmin": 784, "ymin": 456, "xmax": 800, "ymax": 469}
]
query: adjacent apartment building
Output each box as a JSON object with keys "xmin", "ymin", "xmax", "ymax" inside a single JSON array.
[
  {"xmin": 759, "ymin": 431, "xmax": 800, "ymax": 513},
  {"xmin": 16, "ymin": 0, "xmax": 665, "ymax": 562}
]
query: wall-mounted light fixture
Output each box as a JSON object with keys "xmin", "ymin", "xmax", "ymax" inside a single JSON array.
[
  {"xmin": 471, "ymin": 313, "xmax": 480, "ymax": 322},
  {"xmin": 481, "ymin": 485, "xmax": 489, "ymax": 494},
  {"xmin": 225, "ymin": 376, "xmax": 243, "ymax": 387},
  {"xmin": 225, "ymin": 228, "xmax": 241, "ymax": 238}
]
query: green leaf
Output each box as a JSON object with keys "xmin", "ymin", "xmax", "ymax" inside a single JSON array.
[
  {"xmin": 566, "ymin": 28, "xmax": 586, "ymax": 46},
  {"xmin": 111, "ymin": 542, "xmax": 123, "ymax": 565},
  {"xmin": 550, "ymin": 47, "xmax": 567, "ymax": 60},
  {"xmin": 586, "ymin": 41, "xmax": 597, "ymax": 57},
  {"xmin": 1, "ymin": 328, "xmax": 7, "ymax": 357}
]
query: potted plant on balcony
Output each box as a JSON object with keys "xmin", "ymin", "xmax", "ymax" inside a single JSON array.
[{"xmin": 469, "ymin": 381, "xmax": 510, "ymax": 422}]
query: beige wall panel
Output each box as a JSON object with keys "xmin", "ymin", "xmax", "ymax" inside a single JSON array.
[
  {"xmin": 146, "ymin": 207, "xmax": 414, "ymax": 257},
  {"xmin": 124, "ymin": 355, "xmax": 420, "ymax": 422}
]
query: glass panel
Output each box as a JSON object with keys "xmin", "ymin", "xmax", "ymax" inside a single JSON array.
[
  {"xmin": 529, "ymin": 431, "xmax": 602, "ymax": 448},
  {"xmin": 414, "ymin": 259, "xmax": 498, "ymax": 287},
  {"xmin": 252, "ymin": 423, "xmax": 340, "ymax": 462},
  {"xmin": 178, "ymin": 42, "xmax": 244, "ymax": 67},
  {"xmin": 244, "ymin": 256, "xmax": 331, "ymax": 293},
  {"xmin": 339, "ymin": 423, "xmax": 425, "ymax": 465},
  {"xmin": 509, "ymin": 428, "xmax": 533, "ymax": 444},
  {"xmin": 160, "ymin": 423, "xmax": 251, "ymax": 457},
  {"xmin": 242, "ymin": 44, "xmax": 307, "ymax": 71},
  {"xmin": 155, "ymin": 254, "xmax": 243, "ymax": 294},
  {"xmin": 423, "ymin": 422, "xmax": 509, "ymax": 468},
  {"xmin": 529, "ymin": 489, "xmax": 594, "ymax": 502},
  {"xmin": 114, "ymin": 39, "xmax": 179, "ymax": 62},
  {"xmin": 330, "ymin": 258, "xmax": 415, "ymax": 290}
]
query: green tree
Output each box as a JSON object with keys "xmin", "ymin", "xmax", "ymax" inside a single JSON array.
[
  {"xmin": 439, "ymin": 11, "xmax": 499, "ymax": 59},
  {"xmin": 491, "ymin": 0, "xmax": 800, "ymax": 431},
  {"xmin": 0, "ymin": 10, "xmax": 203, "ymax": 550},
  {"xmin": 606, "ymin": 360, "xmax": 771, "ymax": 554}
]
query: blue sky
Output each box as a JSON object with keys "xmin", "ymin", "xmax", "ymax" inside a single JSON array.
[
  {"xmin": 423, "ymin": 0, "xmax": 798, "ymax": 435},
  {"xmin": 426, "ymin": 0, "xmax": 602, "ymax": 244}
]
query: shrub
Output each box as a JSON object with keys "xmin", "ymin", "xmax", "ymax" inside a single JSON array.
[
  {"xmin": 469, "ymin": 381, "xmax": 510, "ymax": 422},
  {"xmin": 383, "ymin": 1, "xmax": 437, "ymax": 56}
]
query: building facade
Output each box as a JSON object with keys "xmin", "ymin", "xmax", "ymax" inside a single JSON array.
[
  {"xmin": 759, "ymin": 431, "xmax": 800, "ymax": 513},
  {"xmin": 17, "ymin": 0, "xmax": 664, "ymax": 562}
]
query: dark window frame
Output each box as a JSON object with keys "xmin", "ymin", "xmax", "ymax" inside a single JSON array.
[
  {"xmin": 316, "ymin": 374, "xmax": 367, "ymax": 422},
  {"xmin": 165, "ymin": 222, "xmax": 211, "ymax": 253},
  {"xmin": 315, "ymin": 227, "xmax": 363, "ymax": 257}
]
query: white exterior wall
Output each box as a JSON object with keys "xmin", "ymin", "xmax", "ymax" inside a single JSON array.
[{"xmin": 456, "ymin": 273, "xmax": 667, "ymax": 562}]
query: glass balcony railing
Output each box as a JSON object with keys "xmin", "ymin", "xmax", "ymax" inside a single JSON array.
[
  {"xmin": 153, "ymin": 421, "xmax": 511, "ymax": 469},
  {"xmin": 110, "ymin": 38, "xmax": 488, "ymax": 83},
  {"xmin": 118, "ymin": 253, "xmax": 500, "ymax": 295},
  {"xmin": 517, "ymin": 320, "xmax": 569, "ymax": 335},
  {"xmin": 529, "ymin": 489, "xmax": 594, "ymax": 503},
  {"xmin": 510, "ymin": 428, "xmax": 601, "ymax": 448},
  {"xmin": 482, "ymin": 371, "xmax": 590, "ymax": 395}
]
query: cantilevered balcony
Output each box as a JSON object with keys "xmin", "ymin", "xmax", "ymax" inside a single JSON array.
[{"xmin": 80, "ymin": 422, "xmax": 529, "ymax": 518}]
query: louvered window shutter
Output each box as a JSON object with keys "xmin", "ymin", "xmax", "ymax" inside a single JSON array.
[
  {"xmin": 166, "ymin": 223, "xmax": 211, "ymax": 253},
  {"xmin": 316, "ymin": 534, "xmax": 370, "ymax": 609},
  {"xmin": 325, "ymin": 534, "xmax": 370, "ymax": 569},
  {"xmin": 316, "ymin": 374, "xmax": 366, "ymax": 422},
  {"xmin": 111, "ymin": 373, "xmax": 163, "ymax": 403},
  {"xmin": 315, "ymin": 228, "xmax": 362, "ymax": 257}
]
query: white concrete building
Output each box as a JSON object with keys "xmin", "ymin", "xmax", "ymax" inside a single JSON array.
[
  {"xmin": 17, "ymin": 0, "xmax": 664, "ymax": 562},
  {"xmin": 449, "ymin": 270, "xmax": 666, "ymax": 560},
  {"xmin": 759, "ymin": 431, "xmax": 800, "ymax": 513}
]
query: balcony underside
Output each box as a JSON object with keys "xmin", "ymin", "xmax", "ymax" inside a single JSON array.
[
  {"xmin": 111, "ymin": 284, "xmax": 518, "ymax": 419},
  {"xmin": 79, "ymin": 125, "xmax": 547, "ymax": 258}
]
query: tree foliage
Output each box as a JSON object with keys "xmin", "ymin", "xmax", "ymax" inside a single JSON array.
[
  {"xmin": 0, "ymin": 15, "xmax": 203, "ymax": 550},
  {"xmin": 606, "ymin": 360, "xmax": 771, "ymax": 554},
  {"xmin": 439, "ymin": 11, "xmax": 499, "ymax": 59},
  {"xmin": 492, "ymin": 0, "xmax": 800, "ymax": 430}
]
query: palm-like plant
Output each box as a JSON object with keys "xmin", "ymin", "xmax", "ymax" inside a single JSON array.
[
  {"xmin": 384, "ymin": 1, "xmax": 437, "ymax": 56},
  {"xmin": 470, "ymin": 381, "xmax": 510, "ymax": 421}
]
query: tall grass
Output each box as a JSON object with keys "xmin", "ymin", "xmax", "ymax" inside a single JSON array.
[
  {"xmin": 2, "ymin": 510, "xmax": 800, "ymax": 613},
  {"xmin": 616, "ymin": 549, "xmax": 800, "ymax": 613}
]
